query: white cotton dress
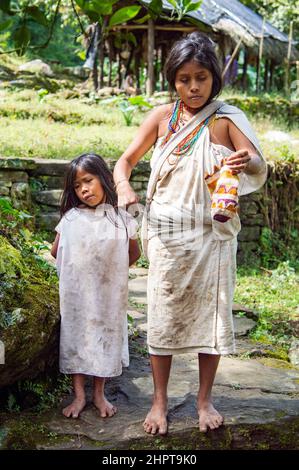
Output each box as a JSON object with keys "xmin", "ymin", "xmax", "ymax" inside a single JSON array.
[
  {"xmin": 55, "ymin": 205, "xmax": 138, "ymax": 377},
  {"xmin": 142, "ymin": 102, "xmax": 267, "ymax": 357}
]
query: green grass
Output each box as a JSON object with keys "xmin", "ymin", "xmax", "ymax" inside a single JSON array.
[
  {"xmin": 234, "ymin": 262, "xmax": 299, "ymax": 349},
  {"xmin": 0, "ymin": 88, "xmax": 298, "ymax": 162}
]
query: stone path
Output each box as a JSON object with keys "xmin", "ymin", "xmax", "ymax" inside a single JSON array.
[{"xmin": 38, "ymin": 267, "xmax": 299, "ymax": 450}]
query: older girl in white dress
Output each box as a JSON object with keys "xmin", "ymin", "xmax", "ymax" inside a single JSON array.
[
  {"xmin": 114, "ymin": 33, "xmax": 267, "ymax": 435},
  {"xmin": 51, "ymin": 153, "xmax": 140, "ymax": 419}
]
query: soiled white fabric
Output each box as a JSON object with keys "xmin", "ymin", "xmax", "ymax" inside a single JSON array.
[
  {"xmin": 55, "ymin": 206, "xmax": 138, "ymax": 377},
  {"xmin": 143, "ymin": 103, "xmax": 267, "ymax": 356}
]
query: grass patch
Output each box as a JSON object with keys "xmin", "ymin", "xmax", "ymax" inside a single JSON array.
[
  {"xmin": 234, "ymin": 262, "xmax": 299, "ymax": 351},
  {"xmin": 0, "ymin": 88, "xmax": 298, "ymax": 162}
]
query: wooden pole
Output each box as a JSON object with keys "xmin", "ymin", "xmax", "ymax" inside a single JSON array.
[
  {"xmin": 263, "ymin": 58, "xmax": 269, "ymax": 92},
  {"xmin": 284, "ymin": 21, "xmax": 293, "ymax": 95},
  {"xmin": 269, "ymin": 59, "xmax": 275, "ymax": 91},
  {"xmin": 117, "ymin": 51, "xmax": 121, "ymax": 88},
  {"xmin": 146, "ymin": 19, "xmax": 155, "ymax": 96},
  {"xmin": 242, "ymin": 49, "xmax": 248, "ymax": 92},
  {"xmin": 256, "ymin": 17, "xmax": 265, "ymax": 93},
  {"xmin": 98, "ymin": 38, "xmax": 105, "ymax": 89}
]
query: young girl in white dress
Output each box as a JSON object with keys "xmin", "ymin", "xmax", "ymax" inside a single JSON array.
[{"xmin": 51, "ymin": 153, "xmax": 140, "ymax": 419}]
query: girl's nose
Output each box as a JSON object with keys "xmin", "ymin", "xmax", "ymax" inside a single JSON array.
[{"xmin": 190, "ymin": 80, "xmax": 199, "ymax": 92}]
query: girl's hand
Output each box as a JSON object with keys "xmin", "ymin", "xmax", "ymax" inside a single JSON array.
[
  {"xmin": 224, "ymin": 149, "xmax": 251, "ymax": 175},
  {"xmin": 116, "ymin": 180, "xmax": 139, "ymax": 207}
]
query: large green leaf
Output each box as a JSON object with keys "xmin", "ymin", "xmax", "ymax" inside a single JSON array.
[
  {"xmin": 0, "ymin": 19, "xmax": 13, "ymax": 32},
  {"xmin": 75, "ymin": 0, "xmax": 119, "ymax": 15},
  {"xmin": 183, "ymin": 1, "xmax": 202, "ymax": 13},
  {"xmin": 12, "ymin": 23, "xmax": 31, "ymax": 56},
  {"xmin": 148, "ymin": 0, "xmax": 163, "ymax": 16},
  {"xmin": 109, "ymin": 5, "xmax": 141, "ymax": 28},
  {"xmin": 0, "ymin": 0, "xmax": 11, "ymax": 14},
  {"xmin": 24, "ymin": 6, "xmax": 48, "ymax": 27}
]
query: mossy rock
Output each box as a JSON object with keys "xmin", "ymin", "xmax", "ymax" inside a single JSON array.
[{"xmin": 0, "ymin": 235, "xmax": 60, "ymax": 388}]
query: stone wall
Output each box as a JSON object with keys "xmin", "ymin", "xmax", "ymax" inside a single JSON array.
[{"xmin": 0, "ymin": 156, "xmax": 297, "ymax": 264}]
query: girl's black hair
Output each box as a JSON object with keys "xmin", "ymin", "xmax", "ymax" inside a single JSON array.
[
  {"xmin": 165, "ymin": 32, "xmax": 222, "ymax": 102},
  {"xmin": 60, "ymin": 153, "xmax": 117, "ymax": 217}
]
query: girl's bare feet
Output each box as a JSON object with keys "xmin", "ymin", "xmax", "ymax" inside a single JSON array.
[
  {"xmin": 62, "ymin": 397, "xmax": 86, "ymax": 418},
  {"xmin": 143, "ymin": 400, "xmax": 168, "ymax": 435},
  {"xmin": 198, "ymin": 402, "xmax": 223, "ymax": 432},
  {"xmin": 93, "ymin": 395, "xmax": 117, "ymax": 418}
]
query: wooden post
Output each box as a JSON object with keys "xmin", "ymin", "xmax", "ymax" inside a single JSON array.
[
  {"xmin": 263, "ymin": 59, "xmax": 269, "ymax": 92},
  {"xmin": 242, "ymin": 49, "xmax": 248, "ymax": 92},
  {"xmin": 98, "ymin": 39, "xmax": 105, "ymax": 89},
  {"xmin": 117, "ymin": 51, "xmax": 121, "ymax": 88},
  {"xmin": 146, "ymin": 19, "xmax": 155, "ymax": 96},
  {"xmin": 108, "ymin": 37, "xmax": 113, "ymax": 87},
  {"xmin": 269, "ymin": 59, "xmax": 275, "ymax": 91},
  {"xmin": 256, "ymin": 17, "xmax": 265, "ymax": 93},
  {"xmin": 161, "ymin": 43, "xmax": 166, "ymax": 91},
  {"xmin": 284, "ymin": 21, "xmax": 293, "ymax": 95},
  {"xmin": 134, "ymin": 47, "xmax": 140, "ymax": 91}
]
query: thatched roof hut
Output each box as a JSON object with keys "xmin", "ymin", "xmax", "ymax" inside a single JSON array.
[
  {"xmin": 140, "ymin": 0, "xmax": 298, "ymax": 62},
  {"xmin": 103, "ymin": 0, "xmax": 298, "ymax": 94}
]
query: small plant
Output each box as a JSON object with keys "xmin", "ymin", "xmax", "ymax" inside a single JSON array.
[
  {"xmin": 100, "ymin": 95, "xmax": 153, "ymax": 126},
  {"xmin": 37, "ymin": 88, "xmax": 49, "ymax": 103}
]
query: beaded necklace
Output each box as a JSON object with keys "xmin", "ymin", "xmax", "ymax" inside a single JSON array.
[{"xmin": 161, "ymin": 99, "xmax": 210, "ymax": 156}]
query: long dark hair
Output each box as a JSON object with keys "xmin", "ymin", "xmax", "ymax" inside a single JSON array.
[
  {"xmin": 60, "ymin": 153, "xmax": 117, "ymax": 217},
  {"xmin": 165, "ymin": 32, "xmax": 222, "ymax": 102}
]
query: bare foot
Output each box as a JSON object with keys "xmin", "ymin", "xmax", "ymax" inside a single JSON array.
[
  {"xmin": 62, "ymin": 397, "xmax": 86, "ymax": 418},
  {"xmin": 143, "ymin": 401, "xmax": 168, "ymax": 435},
  {"xmin": 93, "ymin": 395, "xmax": 117, "ymax": 418},
  {"xmin": 198, "ymin": 402, "xmax": 223, "ymax": 432}
]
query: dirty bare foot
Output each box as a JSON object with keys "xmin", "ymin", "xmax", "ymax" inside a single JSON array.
[
  {"xmin": 198, "ymin": 402, "xmax": 223, "ymax": 432},
  {"xmin": 62, "ymin": 397, "xmax": 86, "ymax": 418},
  {"xmin": 93, "ymin": 395, "xmax": 117, "ymax": 418},
  {"xmin": 143, "ymin": 400, "xmax": 168, "ymax": 435}
]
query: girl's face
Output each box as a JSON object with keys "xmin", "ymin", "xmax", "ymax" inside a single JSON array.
[
  {"xmin": 174, "ymin": 60, "xmax": 213, "ymax": 110},
  {"xmin": 74, "ymin": 167, "xmax": 105, "ymax": 207}
]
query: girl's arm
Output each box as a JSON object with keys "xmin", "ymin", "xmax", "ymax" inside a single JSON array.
[
  {"xmin": 226, "ymin": 120, "xmax": 265, "ymax": 175},
  {"xmin": 51, "ymin": 233, "xmax": 60, "ymax": 258},
  {"xmin": 114, "ymin": 105, "xmax": 169, "ymax": 206},
  {"xmin": 129, "ymin": 238, "xmax": 141, "ymax": 266}
]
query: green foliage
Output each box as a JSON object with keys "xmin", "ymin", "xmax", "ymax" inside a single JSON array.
[
  {"xmin": 224, "ymin": 94, "xmax": 298, "ymax": 127},
  {"xmin": 235, "ymin": 262, "xmax": 299, "ymax": 351},
  {"xmin": 109, "ymin": 5, "xmax": 142, "ymax": 27},
  {"xmin": 259, "ymin": 227, "xmax": 299, "ymax": 270},
  {"xmin": 0, "ymin": 197, "xmax": 56, "ymax": 276},
  {"xmin": 2, "ymin": 373, "xmax": 72, "ymax": 414},
  {"xmin": 167, "ymin": 0, "xmax": 202, "ymax": 21},
  {"xmin": 100, "ymin": 95, "xmax": 153, "ymax": 126}
]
